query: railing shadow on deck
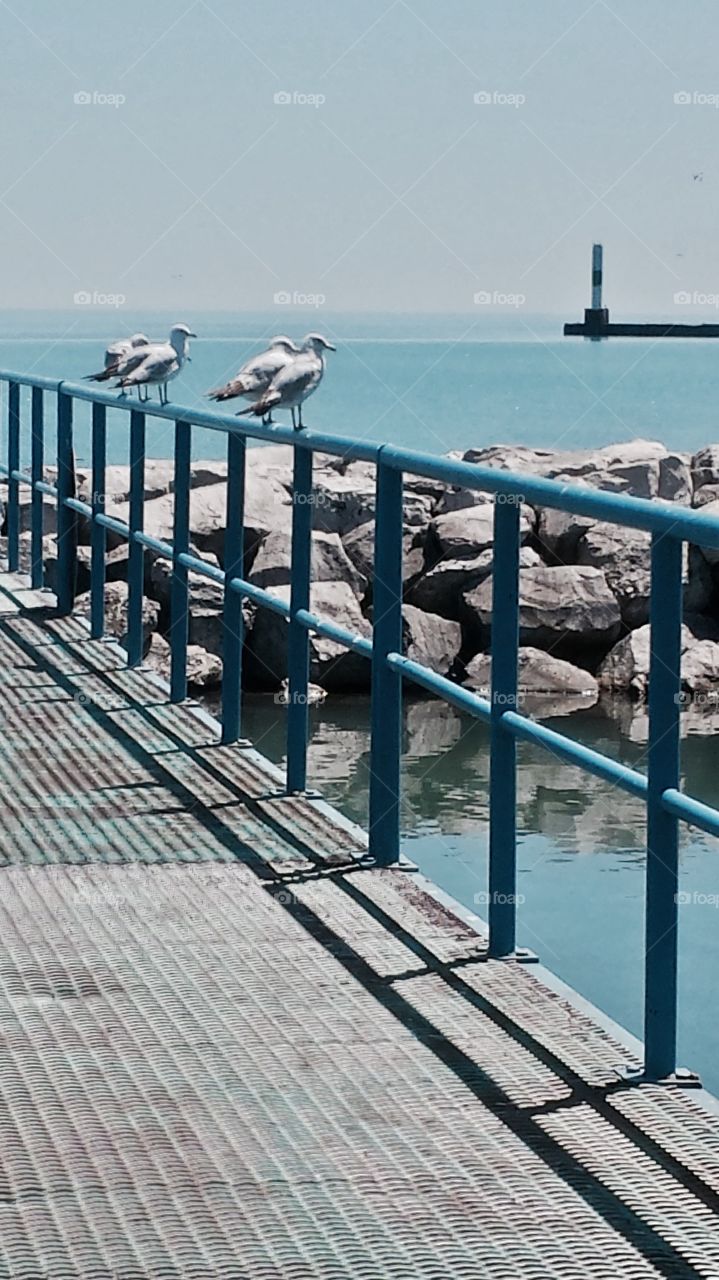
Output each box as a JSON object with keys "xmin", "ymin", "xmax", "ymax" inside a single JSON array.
[
  {"xmin": 0, "ymin": 597, "xmax": 717, "ymax": 1280},
  {"xmin": 3, "ymin": 370, "xmax": 719, "ymax": 1084}
]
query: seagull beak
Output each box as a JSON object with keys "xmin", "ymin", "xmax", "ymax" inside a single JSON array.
[
  {"xmin": 325, "ymin": 342, "xmax": 336, "ymax": 351},
  {"xmin": 188, "ymin": 332, "xmax": 197, "ymax": 339}
]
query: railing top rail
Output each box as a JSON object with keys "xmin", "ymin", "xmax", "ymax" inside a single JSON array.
[{"xmin": 3, "ymin": 369, "xmax": 719, "ymax": 549}]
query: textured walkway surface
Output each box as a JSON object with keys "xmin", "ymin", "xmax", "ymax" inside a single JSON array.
[{"xmin": 1, "ymin": 572, "xmax": 719, "ymax": 1279}]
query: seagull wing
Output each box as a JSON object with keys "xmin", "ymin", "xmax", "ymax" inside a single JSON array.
[{"xmin": 120, "ymin": 346, "xmax": 177, "ymax": 386}]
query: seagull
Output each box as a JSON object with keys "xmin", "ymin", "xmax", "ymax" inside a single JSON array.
[
  {"xmin": 207, "ymin": 335, "xmax": 301, "ymax": 422},
  {"xmin": 239, "ymin": 334, "xmax": 335, "ymax": 429},
  {"xmin": 115, "ymin": 323, "xmax": 196, "ymax": 405},
  {"xmin": 84, "ymin": 333, "xmax": 150, "ymax": 384}
]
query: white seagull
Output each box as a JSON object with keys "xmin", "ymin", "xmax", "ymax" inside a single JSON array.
[
  {"xmin": 207, "ymin": 335, "xmax": 301, "ymax": 422},
  {"xmin": 84, "ymin": 333, "xmax": 150, "ymax": 384},
  {"xmin": 116, "ymin": 323, "xmax": 196, "ymax": 405},
  {"xmin": 239, "ymin": 333, "xmax": 335, "ymax": 429}
]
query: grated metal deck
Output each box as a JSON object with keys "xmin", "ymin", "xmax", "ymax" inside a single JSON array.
[{"xmin": 1, "ymin": 574, "xmax": 719, "ymax": 1278}]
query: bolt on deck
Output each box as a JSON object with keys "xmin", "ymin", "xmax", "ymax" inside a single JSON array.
[{"xmin": 1, "ymin": 574, "xmax": 719, "ymax": 1279}]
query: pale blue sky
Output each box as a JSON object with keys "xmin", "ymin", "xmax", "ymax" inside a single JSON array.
[{"xmin": 1, "ymin": 0, "xmax": 717, "ymax": 314}]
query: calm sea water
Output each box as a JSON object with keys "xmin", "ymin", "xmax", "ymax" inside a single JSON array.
[
  {"xmin": 3, "ymin": 310, "xmax": 719, "ymax": 1089},
  {"xmin": 1, "ymin": 309, "xmax": 718, "ymax": 464}
]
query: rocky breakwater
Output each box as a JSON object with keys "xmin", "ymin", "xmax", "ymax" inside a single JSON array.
[{"xmin": 4, "ymin": 438, "xmax": 719, "ymax": 715}]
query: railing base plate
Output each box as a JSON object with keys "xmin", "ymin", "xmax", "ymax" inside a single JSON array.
[
  {"xmin": 488, "ymin": 947, "xmax": 539, "ymax": 964},
  {"xmin": 615, "ymin": 1063, "xmax": 703, "ymax": 1088}
]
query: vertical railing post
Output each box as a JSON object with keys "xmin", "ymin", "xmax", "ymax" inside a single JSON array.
[
  {"xmin": 56, "ymin": 390, "xmax": 76, "ymax": 616},
  {"xmin": 170, "ymin": 420, "xmax": 191, "ymax": 702},
  {"xmin": 368, "ymin": 454, "xmax": 403, "ymax": 866},
  {"xmin": 127, "ymin": 409, "xmax": 145, "ymax": 667},
  {"xmin": 6, "ymin": 382, "xmax": 20, "ymax": 573},
  {"xmin": 644, "ymin": 531, "xmax": 683, "ymax": 1080},
  {"xmin": 30, "ymin": 387, "xmax": 44, "ymax": 589},
  {"xmin": 221, "ymin": 432, "xmax": 246, "ymax": 743},
  {"xmin": 90, "ymin": 403, "xmax": 107, "ymax": 638},
  {"xmin": 286, "ymin": 446, "xmax": 313, "ymax": 791},
  {"xmin": 488, "ymin": 498, "xmax": 521, "ymax": 957}
]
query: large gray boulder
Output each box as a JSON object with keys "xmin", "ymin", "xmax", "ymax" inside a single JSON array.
[
  {"xmin": 407, "ymin": 545, "xmax": 541, "ymax": 620},
  {"xmin": 430, "ymin": 500, "xmax": 532, "ymax": 562},
  {"xmin": 576, "ymin": 524, "xmax": 652, "ymax": 629},
  {"xmin": 400, "ymin": 605, "xmax": 461, "ymax": 677},
  {"xmin": 466, "ymin": 440, "xmax": 691, "ymax": 508},
  {"xmin": 249, "ymin": 528, "xmax": 367, "ymax": 599},
  {"xmin": 463, "ymin": 564, "xmax": 622, "ymax": 656},
  {"xmin": 247, "ymin": 580, "xmax": 372, "ymax": 690},
  {"xmin": 74, "ymin": 581, "xmax": 159, "ymax": 654},
  {"xmin": 691, "ymin": 498, "xmax": 719, "ymax": 566},
  {"xmin": 597, "ymin": 624, "xmax": 694, "ymax": 698},
  {"xmin": 144, "ymin": 632, "xmax": 223, "ymax": 689},
  {"xmin": 464, "ymin": 646, "xmax": 599, "ymax": 716},
  {"xmin": 342, "ymin": 521, "xmax": 426, "ymax": 588},
  {"xmin": 690, "ymin": 446, "xmax": 719, "ymax": 496}
]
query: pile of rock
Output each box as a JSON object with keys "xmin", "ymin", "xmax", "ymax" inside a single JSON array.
[{"xmin": 4, "ymin": 438, "xmax": 719, "ymax": 712}]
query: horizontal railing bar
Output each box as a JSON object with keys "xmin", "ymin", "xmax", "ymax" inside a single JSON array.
[
  {"xmin": 4, "ymin": 372, "xmax": 719, "ymax": 546},
  {"xmin": 661, "ymin": 788, "xmax": 719, "ymax": 839},
  {"xmin": 501, "ymin": 709, "xmax": 648, "ymax": 799},
  {"xmin": 294, "ymin": 608, "xmax": 374, "ymax": 658},
  {"xmin": 0, "ymin": 373, "xmax": 62, "ymax": 392},
  {"xmin": 387, "ymin": 652, "xmax": 492, "ymax": 720},
  {"xmin": 226, "ymin": 575, "xmax": 291, "ymax": 616}
]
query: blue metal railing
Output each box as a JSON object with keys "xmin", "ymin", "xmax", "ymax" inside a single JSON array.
[{"xmin": 3, "ymin": 371, "xmax": 719, "ymax": 1083}]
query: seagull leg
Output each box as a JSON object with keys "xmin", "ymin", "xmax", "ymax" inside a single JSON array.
[
  {"xmin": 297, "ymin": 405, "xmax": 304, "ymax": 430},
  {"xmin": 291, "ymin": 408, "xmax": 297, "ymax": 429}
]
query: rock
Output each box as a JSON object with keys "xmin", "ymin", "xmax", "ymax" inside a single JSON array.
[
  {"xmin": 536, "ymin": 494, "xmax": 596, "ymax": 564},
  {"xmin": 247, "ymin": 580, "xmax": 371, "ymax": 690},
  {"xmin": 467, "ymin": 441, "xmax": 692, "ymax": 513},
  {"xmin": 249, "ymin": 528, "xmax": 367, "ymax": 599},
  {"xmin": 576, "ymin": 524, "xmax": 652, "ymax": 629},
  {"xmin": 143, "ymin": 632, "xmax": 223, "ymax": 689},
  {"xmin": 691, "ymin": 498, "xmax": 719, "ymax": 565},
  {"xmin": 42, "ymin": 540, "xmax": 130, "ymax": 596},
  {"xmin": 407, "ymin": 545, "xmax": 542, "ymax": 620},
  {"xmin": 464, "ymin": 646, "xmax": 599, "ymax": 716},
  {"xmin": 463, "ymin": 565, "xmax": 622, "ymax": 657},
  {"xmin": 107, "ymin": 472, "xmax": 292, "ymax": 564},
  {"xmin": 308, "ymin": 466, "xmax": 376, "ymax": 536},
  {"xmin": 342, "ymin": 521, "xmax": 426, "ymax": 588},
  {"xmin": 430, "ymin": 500, "xmax": 532, "ymax": 563},
  {"xmin": 275, "ymin": 678, "xmax": 327, "ymax": 706},
  {"xmin": 400, "ymin": 605, "xmax": 461, "ymax": 677},
  {"xmin": 146, "ymin": 548, "xmax": 222, "ymax": 612},
  {"xmin": 682, "ymin": 639, "xmax": 719, "ymax": 693},
  {"xmin": 693, "ymin": 483, "xmax": 719, "ymax": 509},
  {"xmin": 1, "ymin": 474, "xmax": 58, "ymax": 538},
  {"xmin": 691, "ymin": 446, "xmax": 719, "ymax": 495},
  {"xmin": 597, "ymin": 624, "xmax": 695, "ymax": 698},
  {"xmin": 74, "ymin": 581, "xmax": 160, "ymax": 654}
]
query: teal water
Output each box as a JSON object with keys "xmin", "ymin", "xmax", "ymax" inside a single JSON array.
[
  {"xmin": 1, "ymin": 310, "xmax": 718, "ymax": 465},
  {"xmin": 237, "ymin": 692, "xmax": 719, "ymax": 1095},
  {"xmin": 4, "ymin": 309, "xmax": 719, "ymax": 1089}
]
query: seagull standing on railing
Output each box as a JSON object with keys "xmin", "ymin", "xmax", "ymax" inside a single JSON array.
[
  {"xmin": 238, "ymin": 334, "xmax": 335, "ymax": 429},
  {"xmin": 206, "ymin": 335, "xmax": 301, "ymax": 423},
  {"xmin": 84, "ymin": 333, "xmax": 150, "ymax": 384},
  {"xmin": 115, "ymin": 323, "xmax": 196, "ymax": 405}
]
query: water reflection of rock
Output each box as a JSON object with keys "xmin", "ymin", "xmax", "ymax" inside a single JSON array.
[{"xmin": 223, "ymin": 691, "xmax": 718, "ymax": 859}]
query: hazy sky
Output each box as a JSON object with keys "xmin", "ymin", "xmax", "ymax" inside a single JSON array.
[{"xmin": 1, "ymin": 0, "xmax": 718, "ymax": 314}]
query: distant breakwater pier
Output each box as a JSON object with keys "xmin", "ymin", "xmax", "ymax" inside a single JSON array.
[{"xmin": 564, "ymin": 243, "xmax": 719, "ymax": 338}]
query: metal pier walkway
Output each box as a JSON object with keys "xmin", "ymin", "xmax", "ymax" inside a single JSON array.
[{"xmin": 2, "ymin": 576, "xmax": 719, "ymax": 1279}]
